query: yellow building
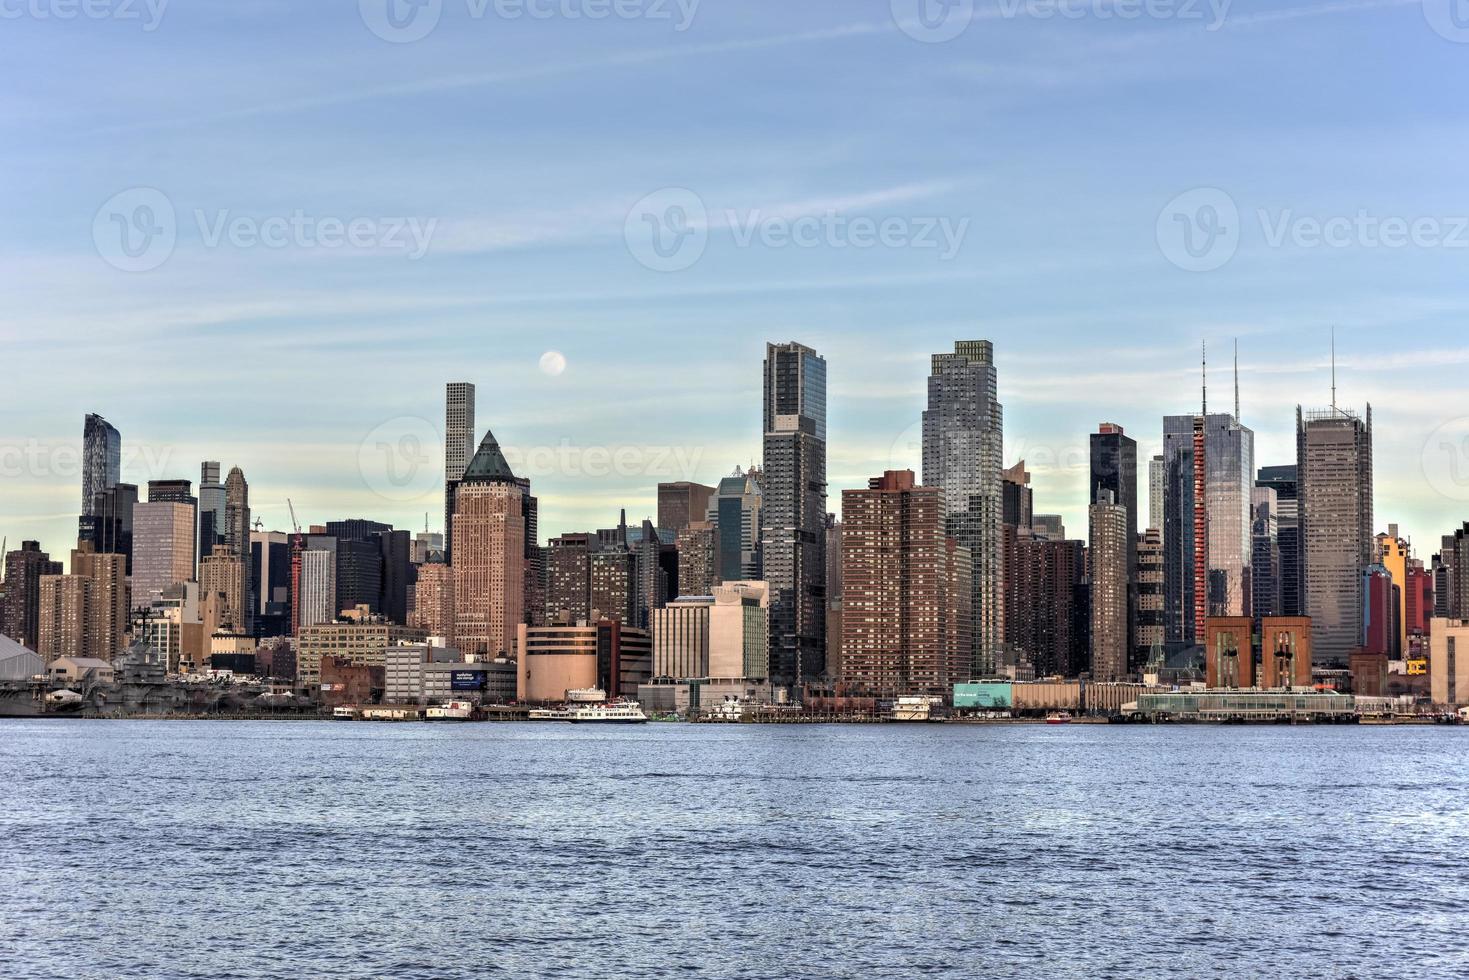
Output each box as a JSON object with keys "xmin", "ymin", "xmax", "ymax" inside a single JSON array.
[{"xmin": 1376, "ymin": 526, "xmax": 1410, "ymax": 657}]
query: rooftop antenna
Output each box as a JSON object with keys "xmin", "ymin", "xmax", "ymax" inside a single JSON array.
[
  {"xmin": 1330, "ymin": 326, "xmax": 1338, "ymax": 415},
  {"xmin": 1201, "ymin": 340, "xmax": 1208, "ymax": 417},
  {"xmin": 1233, "ymin": 338, "xmax": 1240, "ymax": 424}
]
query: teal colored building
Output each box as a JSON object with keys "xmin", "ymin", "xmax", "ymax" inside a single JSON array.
[{"xmin": 953, "ymin": 682, "xmax": 1012, "ymax": 709}]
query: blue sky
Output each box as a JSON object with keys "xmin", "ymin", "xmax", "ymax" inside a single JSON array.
[{"xmin": 3, "ymin": 0, "xmax": 1468, "ymax": 559}]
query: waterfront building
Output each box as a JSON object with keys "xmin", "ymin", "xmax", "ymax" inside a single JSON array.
[
  {"xmin": 1, "ymin": 541, "xmax": 62, "ymax": 649},
  {"xmin": 383, "ymin": 641, "xmax": 460, "ymax": 704},
  {"xmin": 840, "ymin": 471, "xmax": 971, "ymax": 696},
  {"xmin": 517, "ymin": 620, "xmax": 653, "ymax": 700},
  {"xmin": 80, "ymin": 413, "xmax": 121, "ymax": 517},
  {"xmin": 1260, "ymin": 616, "xmax": 1313, "ymax": 688},
  {"xmin": 443, "ymin": 381, "xmax": 476, "ymax": 565},
  {"xmin": 1429, "ymin": 619, "xmax": 1469, "ymax": 706},
  {"xmin": 922, "ymin": 340, "xmax": 1003, "ymax": 677},
  {"xmin": 425, "ymin": 657, "xmax": 516, "ymax": 704},
  {"xmin": 761, "ymin": 341, "xmax": 827, "ymax": 685},
  {"xmin": 296, "ymin": 614, "xmax": 425, "ymax": 688},
  {"xmin": 657, "ymin": 481, "xmax": 715, "ymax": 535},
  {"xmin": 37, "ymin": 574, "xmax": 94, "ymax": 664},
  {"xmin": 451, "ymin": 428, "xmax": 525, "ymax": 659},
  {"xmin": 1089, "ymin": 493, "xmax": 1129, "ymax": 682},
  {"xmin": 1296, "ymin": 404, "xmax": 1373, "ymax": 663},
  {"xmin": 1204, "ymin": 616, "xmax": 1254, "ymax": 688},
  {"xmin": 649, "ymin": 581, "xmax": 768, "ymax": 684}
]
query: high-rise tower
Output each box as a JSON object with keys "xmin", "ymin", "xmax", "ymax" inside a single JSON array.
[
  {"xmin": 922, "ymin": 340, "xmax": 1002, "ymax": 677},
  {"xmin": 81, "ymin": 414, "xmax": 121, "ymax": 517},
  {"xmin": 444, "ymin": 382, "xmax": 476, "ymax": 565},
  {"xmin": 760, "ymin": 342, "xmax": 827, "ymax": 687}
]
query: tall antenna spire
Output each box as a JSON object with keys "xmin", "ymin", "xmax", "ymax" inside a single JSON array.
[
  {"xmin": 1330, "ymin": 326, "xmax": 1337, "ymax": 415},
  {"xmin": 1233, "ymin": 338, "xmax": 1240, "ymax": 423},
  {"xmin": 1201, "ymin": 340, "xmax": 1208, "ymax": 417}
]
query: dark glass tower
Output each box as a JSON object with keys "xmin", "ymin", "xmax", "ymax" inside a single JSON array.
[{"xmin": 760, "ymin": 341, "xmax": 827, "ymax": 686}]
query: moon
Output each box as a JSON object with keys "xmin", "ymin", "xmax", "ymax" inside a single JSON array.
[{"xmin": 539, "ymin": 350, "xmax": 567, "ymax": 377}]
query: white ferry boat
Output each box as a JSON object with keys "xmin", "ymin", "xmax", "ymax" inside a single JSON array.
[
  {"xmin": 426, "ymin": 700, "xmax": 475, "ymax": 721},
  {"xmin": 528, "ymin": 697, "xmax": 648, "ymax": 724}
]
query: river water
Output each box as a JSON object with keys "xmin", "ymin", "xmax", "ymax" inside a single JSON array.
[{"xmin": 0, "ymin": 720, "xmax": 1464, "ymax": 978}]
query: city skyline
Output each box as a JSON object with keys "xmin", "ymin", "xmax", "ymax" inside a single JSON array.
[
  {"xmin": 5, "ymin": 2, "xmax": 1468, "ymax": 565},
  {"xmin": 2, "ymin": 336, "xmax": 1454, "ymax": 560}
]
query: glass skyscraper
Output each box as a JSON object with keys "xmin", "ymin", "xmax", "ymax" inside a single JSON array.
[
  {"xmin": 81, "ymin": 413, "xmax": 120, "ymax": 516},
  {"xmin": 1162, "ymin": 412, "xmax": 1255, "ymax": 648},
  {"xmin": 760, "ymin": 342, "xmax": 827, "ymax": 686},
  {"xmin": 922, "ymin": 340, "xmax": 1002, "ymax": 677}
]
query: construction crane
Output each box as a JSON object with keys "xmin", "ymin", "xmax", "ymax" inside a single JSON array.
[{"xmin": 286, "ymin": 499, "xmax": 303, "ymax": 636}]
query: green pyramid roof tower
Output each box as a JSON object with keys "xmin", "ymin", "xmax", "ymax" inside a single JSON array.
[{"xmin": 460, "ymin": 428, "xmax": 517, "ymax": 484}]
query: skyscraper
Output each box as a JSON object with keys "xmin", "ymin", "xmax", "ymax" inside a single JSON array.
[
  {"xmin": 760, "ymin": 342, "xmax": 827, "ymax": 686},
  {"xmin": 1088, "ymin": 492, "xmax": 1129, "ymax": 681},
  {"xmin": 1090, "ymin": 423, "xmax": 1138, "ymax": 668},
  {"xmin": 198, "ymin": 461, "xmax": 226, "ymax": 563},
  {"xmin": 81, "ymin": 414, "xmax": 120, "ymax": 517},
  {"xmin": 922, "ymin": 340, "xmax": 1003, "ymax": 677},
  {"xmin": 78, "ymin": 483, "xmax": 137, "ymax": 574},
  {"xmin": 1256, "ymin": 465, "xmax": 1301, "ymax": 616},
  {"xmin": 444, "ymin": 382, "xmax": 476, "ymax": 564},
  {"xmin": 839, "ymin": 470, "xmax": 970, "ymax": 697},
  {"xmin": 451, "ymin": 428, "xmax": 526, "ymax": 658},
  {"xmin": 1250, "ymin": 486, "xmax": 1281, "ymax": 623},
  {"xmin": 1148, "ymin": 454, "xmax": 1165, "ymax": 537},
  {"xmin": 711, "ymin": 466, "xmax": 762, "ymax": 583},
  {"xmin": 1297, "ymin": 404, "xmax": 1373, "ymax": 663},
  {"xmin": 1162, "ymin": 412, "xmax": 1254, "ymax": 647},
  {"xmin": 2, "ymin": 542, "xmax": 63, "ymax": 649},
  {"xmin": 133, "ymin": 500, "xmax": 198, "ymax": 605},
  {"xmin": 224, "ymin": 467, "xmax": 250, "ymax": 557}
]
